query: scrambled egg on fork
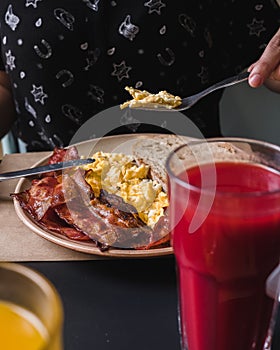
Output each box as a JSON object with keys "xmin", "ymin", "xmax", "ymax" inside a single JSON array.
[
  {"xmin": 82, "ymin": 152, "xmax": 168, "ymax": 227},
  {"xmin": 120, "ymin": 86, "xmax": 182, "ymax": 110}
]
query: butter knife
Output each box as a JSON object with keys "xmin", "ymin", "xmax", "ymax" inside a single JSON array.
[{"xmin": 0, "ymin": 158, "xmax": 94, "ymax": 181}]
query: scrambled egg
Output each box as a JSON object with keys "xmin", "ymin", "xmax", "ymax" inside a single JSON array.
[
  {"xmin": 120, "ymin": 86, "xmax": 182, "ymax": 110},
  {"xmin": 83, "ymin": 152, "xmax": 168, "ymax": 227}
]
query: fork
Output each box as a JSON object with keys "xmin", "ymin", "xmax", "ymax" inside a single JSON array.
[{"xmin": 130, "ymin": 71, "xmax": 250, "ymax": 112}]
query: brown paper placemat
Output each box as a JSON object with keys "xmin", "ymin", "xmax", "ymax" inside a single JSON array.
[
  {"xmin": 0, "ymin": 152, "xmax": 104, "ymax": 261},
  {"xmin": 0, "ymin": 152, "xmax": 50, "ymax": 199}
]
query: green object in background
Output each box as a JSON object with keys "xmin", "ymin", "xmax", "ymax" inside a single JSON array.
[
  {"xmin": 1, "ymin": 132, "xmax": 17, "ymax": 154},
  {"xmin": 1, "ymin": 131, "xmax": 26, "ymax": 154}
]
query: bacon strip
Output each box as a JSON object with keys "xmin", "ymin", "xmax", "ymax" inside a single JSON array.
[
  {"xmin": 12, "ymin": 176, "xmax": 59, "ymax": 221},
  {"xmin": 40, "ymin": 208, "xmax": 91, "ymax": 241},
  {"xmin": 60, "ymin": 173, "xmax": 154, "ymax": 248},
  {"xmin": 48, "ymin": 146, "xmax": 79, "ymax": 164}
]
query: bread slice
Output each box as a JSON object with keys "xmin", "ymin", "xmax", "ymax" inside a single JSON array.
[
  {"xmin": 132, "ymin": 135, "xmax": 252, "ymax": 193},
  {"xmin": 132, "ymin": 134, "xmax": 193, "ymax": 192}
]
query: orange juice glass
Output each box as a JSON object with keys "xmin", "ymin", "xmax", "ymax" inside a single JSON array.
[{"xmin": 0, "ymin": 262, "xmax": 63, "ymax": 350}]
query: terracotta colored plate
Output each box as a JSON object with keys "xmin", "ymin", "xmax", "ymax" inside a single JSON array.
[{"xmin": 13, "ymin": 134, "xmax": 176, "ymax": 258}]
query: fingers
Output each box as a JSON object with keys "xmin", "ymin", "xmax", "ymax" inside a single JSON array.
[{"xmin": 248, "ymin": 27, "xmax": 280, "ymax": 88}]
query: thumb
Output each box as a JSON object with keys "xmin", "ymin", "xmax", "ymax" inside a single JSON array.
[{"xmin": 248, "ymin": 27, "xmax": 280, "ymax": 88}]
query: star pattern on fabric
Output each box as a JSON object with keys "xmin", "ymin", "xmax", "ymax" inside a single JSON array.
[
  {"xmin": 247, "ymin": 18, "xmax": 266, "ymax": 37},
  {"xmin": 5, "ymin": 50, "xmax": 16, "ymax": 70},
  {"xmin": 144, "ymin": 0, "xmax": 166, "ymax": 15},
  {"xmin": 31, "ymin": 84, "xmax": 48, "ymax": 105},
  {"xmin": 111, "ymin": 61, "xmax": 132, "ymax": 81},
  {"xmin": 0, "ymin": 0, "xmax": 278, "ymax": 152},
  {"xmin": 25, "ymin": 0, "xmax": 42, "ymax": 8}
]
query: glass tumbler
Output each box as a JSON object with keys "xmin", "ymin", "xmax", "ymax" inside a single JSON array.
[
  {"xmin": 166, "ymin": 137, "xmax": 280, "ymax": 350},
  {"xmin": 0, "ymin": 262, "xmax": 63, "ymax": 350}
]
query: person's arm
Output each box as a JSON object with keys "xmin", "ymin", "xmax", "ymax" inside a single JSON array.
[
  {"xmin": 0, "ymin": 71, "xmax": 16, "ymax": 139},
  {"xmin": 248, "ymin": 27, "xmax": 280, "ymax": 93}
]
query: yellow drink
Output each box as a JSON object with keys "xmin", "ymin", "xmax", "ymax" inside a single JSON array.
[{"xmin": 0, "ymin": 300, "xmax": 48, "ymax": 350}]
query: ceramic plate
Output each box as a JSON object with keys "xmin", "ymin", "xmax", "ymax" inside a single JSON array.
[{"xmin": 13, "ymin": 134, "xmax": 180, "ymax": 258}]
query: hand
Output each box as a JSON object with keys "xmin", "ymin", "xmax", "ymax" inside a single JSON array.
[{"xmin": 248, "ymin": 27, "xmax": 280, "ymax": 93}]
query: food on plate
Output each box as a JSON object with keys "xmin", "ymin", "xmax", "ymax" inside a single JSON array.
[
  {"xmin": 133, "ymin": 134, "xmax": 190, "ymax": 192},
  {"xmin": 120, "ymin": 86, "xmax": 182, "ymax": 110},
  {"xmin": 12, "ymin": 146, "xmax": 170, "ymax": 251},
  {"xmin": 132, "ymin": 134, "xmax": 248, "ymax": 192},
  {"xmin": 83, "ymin": 151, "xmax": 168, "ymax": 227}
]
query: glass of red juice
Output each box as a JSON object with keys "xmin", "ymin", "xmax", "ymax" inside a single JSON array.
[{"xmin": 166, "ymin": 138, "xmax": 280, "ymax": 350}]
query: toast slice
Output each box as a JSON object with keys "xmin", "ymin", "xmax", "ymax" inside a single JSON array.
[
  {"xmin": 132, "ymin": 134, "xmax": 193, "ymax": 192},
  {"xmin": 132, "ymin": 135, "xmax": 252, "ymax": 192}
]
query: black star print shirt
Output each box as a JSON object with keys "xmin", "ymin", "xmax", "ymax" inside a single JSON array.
[{"xmin": 0, "ymin": 0, "xmax": 279, "ymax": 151}]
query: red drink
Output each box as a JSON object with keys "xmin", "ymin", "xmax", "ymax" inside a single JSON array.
[{"xmin": 171, "ymin": 162, "xmax": 280, "ymax": 350}]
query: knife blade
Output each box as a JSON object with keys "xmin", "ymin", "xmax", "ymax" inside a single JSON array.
[{"xmin": 0, "ymin": 158, "xmax": 95, "ymax": 181}]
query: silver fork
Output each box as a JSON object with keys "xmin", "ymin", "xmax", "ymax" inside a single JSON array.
[{"xmin": 130, "ymin": 71, "xmax": 250, "ymax": 112}]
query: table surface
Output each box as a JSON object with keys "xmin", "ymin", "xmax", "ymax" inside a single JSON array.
[
  {"xmin": 1, "ymin": 152, "xmax": 280, "ymax": 350},
  {"xmin": 23, "ymin": 258, "xmax": 280, "ymax": 350},
  {"xmin": 25, "ymin": 258, "xmax": 181, "ymax": 350}
]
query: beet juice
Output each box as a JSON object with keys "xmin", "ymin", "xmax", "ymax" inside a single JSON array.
[{"xmin": 171, "ymin": 161, "xmax": 280, "ymax": 350}]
